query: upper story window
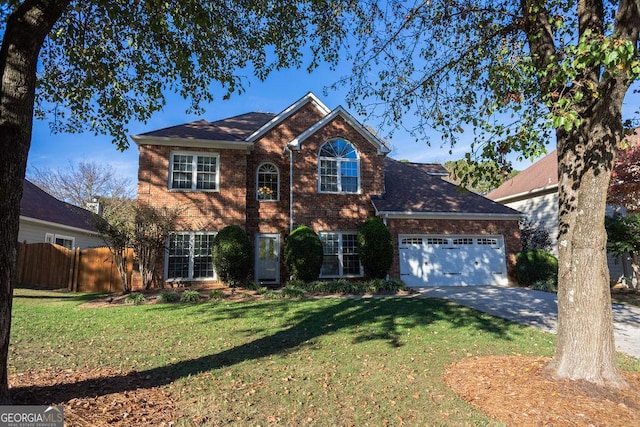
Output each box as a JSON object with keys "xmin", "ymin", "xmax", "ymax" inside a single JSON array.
[
  {"xmin": 169, "ymin": 152, "xmax": 219, "ymax": 191},
  {"xmin": 318, "ymin": 139, "xmax": 359, "ymax": 193},
  {"xmin": 257, "ymin": 162, "xmax": 279, "ymax": 201}
]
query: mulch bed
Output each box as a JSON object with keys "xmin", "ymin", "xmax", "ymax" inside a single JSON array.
[{"xmin": 445, "ymin": 355, "xmax": 640, "ymax": 426}]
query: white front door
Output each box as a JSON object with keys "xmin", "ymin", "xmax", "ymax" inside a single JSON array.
[{"xmin": 256, "ymin": 234, "xmax": 280, "ymax": 284}]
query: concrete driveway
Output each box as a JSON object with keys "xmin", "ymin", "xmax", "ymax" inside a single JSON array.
[{"xmin": 415, "ymin": 286, "xmax": 640, "ymax": 359}]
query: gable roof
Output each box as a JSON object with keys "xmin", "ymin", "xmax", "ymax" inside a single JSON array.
[
  {"xmin": 287, "ymin": 106, "xmax": 391, "ymax": 155},
  {"xmin": 246, "ymin": 92, "xmax": 331, "ymax": 142},
  {"xmin": 20, "ymin": 180, "xmax": 100, "ymax": 233},
  {"xmin": 373, "ymin": 158, "xmax": 521, "ymax": 219},
  {"xmin": 486, "ymin": 151, "xmax": 558, "ymax": 202},
  {"xmin": 131, "ymin": 112, "xmax": 275, "ymax": 148}
]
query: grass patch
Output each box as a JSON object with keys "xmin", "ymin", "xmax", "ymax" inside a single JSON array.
[{"xmin": 9, "ymin": 288, "xmax": 638, "ymax": 425}]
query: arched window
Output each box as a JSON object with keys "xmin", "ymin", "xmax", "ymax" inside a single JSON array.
[
  {"xmin": 256, "ymin": 162, "xmax": 279, "ymax": 201},
  {"xmin": 318, "ymin": 139, "xmax": 359, "ymax": 193}
]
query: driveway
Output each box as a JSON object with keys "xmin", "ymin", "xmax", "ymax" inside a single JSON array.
[{"xmin": 415, "ymin": 286, "xmax": 640, "ymax": 359}]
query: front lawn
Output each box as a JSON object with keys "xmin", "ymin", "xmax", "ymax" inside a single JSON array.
[{"xmin": 5, "ymin": 288, "xmax": 576, "ymax": 425}]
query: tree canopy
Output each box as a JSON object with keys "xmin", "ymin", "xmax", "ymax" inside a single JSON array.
[
  {"xmin": 608, "ymin": 130, "xmax": 640, "ymax": 212},
  {"xmin": 336, "ymin": 0, "xmax": 639, "ymax": 389}
]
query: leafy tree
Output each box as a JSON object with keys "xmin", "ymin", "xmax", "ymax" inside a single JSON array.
[
  {"xmin": 211, "ymin": 225, "xmax": 252, "ymax": 288},
  {"xmin": 514, "ymin": 249, "xmax": 558, "ymax": 287},
  {"xmin": 608, "ymin": 133, "xmax": 640, "ymax": 213},
  {"xmin": 134, "ymin": 204, "xmax": 180, "ymax": 290},
  {"xmin": 284, "ymin": 226, "xmax": 323, "ymax": 282},
  {"xmin": 357, "ymin": 217, "xmax": 393, "ymax": 279},
  {"xmin": 93, "ymin": 207, "xmax": 135, "ymax": 294},
  {"xmin": 0, "ymin": 0, "xmax": 347, "ymax": 403},
  {"xmin": 605, "ymin": 214, "xmax": 640, "ymax": 287},
  {"xmin": 339, "ymin": 1, "xmax": 639, "ymax": 388},
  {"xmin": 444, "ymin": 159, "xmax": 519, "ymax": 194}
]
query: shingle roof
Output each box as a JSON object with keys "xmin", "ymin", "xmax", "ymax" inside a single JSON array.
[
  {"xmin": 403, "ymin": 162, "xmax": 449, "ymax": 176},
  {"xmin": 486, "ymin": 151, "xmax": 558, "ymax": 201},
  {"xmin": 139, "ymin": 112, "xmax": 276, "ymax": 141},
  {"xmin": 372, "ymin": 158, "xmax": 520, "ymax": 216},
  {"xmin": 21, "ymin": 180, "xmax": 99, "ymax": 233}
]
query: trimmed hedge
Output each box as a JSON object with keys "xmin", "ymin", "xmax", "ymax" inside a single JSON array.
[
  {"xmin": 284, "ymin": 225, "xmax": 323, "ymax": 282},
  {"xmin": 211, "ymin": 225, "xmax": 252, "ymax": 286},
  {"xmin": 357, "ymin": 217, "xmax": 394, "ymax": 279}
]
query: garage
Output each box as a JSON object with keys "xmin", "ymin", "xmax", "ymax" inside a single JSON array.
[{"xmin": 398, "ymin": 235, "xmax": 508, "ymax": 287}]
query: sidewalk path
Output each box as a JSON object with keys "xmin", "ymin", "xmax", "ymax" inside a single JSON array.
[{"xmin": 414, "ymin": 286, "xmax": 640, "ymax": 359}]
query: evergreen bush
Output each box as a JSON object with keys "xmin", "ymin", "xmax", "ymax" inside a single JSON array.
[
  {"xmin": 283, "ymin": 225, "xmax": 323, "ymax": 282},
  {"xmin": 211, "ymin": 225, "xmax": 252, "ymax": 286},
  {"xmin": 357, "ymin": 217, "xmax": 394, "ymax": 278},
  {"xmin": 515, "ymin": 249, "xmax": 558, "ymax": 287}
]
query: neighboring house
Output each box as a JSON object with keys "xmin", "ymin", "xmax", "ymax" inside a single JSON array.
[
  {"xmin": 19, "ymin": 179, "xmax": 104, "ymax": 249},
  {"xmin": 133, "ymin": 92, "xmax": 522, "ymax": 287},
  {"xmin": 486, "ymin": 151, "xmax": 632, "ymax": 280}
]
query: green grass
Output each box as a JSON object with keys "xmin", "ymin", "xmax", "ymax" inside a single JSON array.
[{"xmin": 9, "ymin": 288, "xmax": 638, "ymax": 426}]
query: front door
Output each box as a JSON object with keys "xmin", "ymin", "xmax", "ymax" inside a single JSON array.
[{"xmin": 256, "ymin": 234, "xmax": 280, "ymax": 284}]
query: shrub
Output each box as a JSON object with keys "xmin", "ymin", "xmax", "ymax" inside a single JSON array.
[
  {"xmin": 124, "ymin": 292, "xmax": 146, "ymax": 305},
  {"xmin": 357, "ymin": 217, "xmax": 394, "ymax": 279},
  {"xmin": 530, "ymin": 279, "xmax": 557, "ymax": 293},
  {"xmin": 158, "ymin": 291, "xmax": 180, "ymax": 303},
  {"xmin": 208, "ymin": 289, "xmax": 226, "ymax": 300},
  {"xmin": 283, "ymin": 226, "xmax": 323, "ymax": 282},
  {"xmin": 180, "ymin": 289, "xmax": 201, "ymax": 303},
  {"xmin": 515, "ymin": 249, "xmax": 558, "ymax": 287},
  {"xmin": 281, "ymin": 284, "xmax": 307, "ymax": 298},
  {"xmin": 212, "ymin": 225, "xmax": 252, "ymax": 287}
]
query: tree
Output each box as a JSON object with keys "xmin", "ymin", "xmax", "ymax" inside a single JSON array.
[
  {"xmin": 519, "ymin": 219, "xmax": 552, "ymax": 252},
  {"xmin": 608, "ymin": 131, "xmax": 640, "ymax": 212},
  {"xmin": 93, "ymin": 206, "xmax": 134, "ymax": 293},
  {"xmin": 444, "ymin": 159, "xmax": 519, "ymax": 194},
  {"xmin": 28, "ymin": 160, "xmax": 133, "ymax": 208},
  {"xmin": 339, "ymin": 1, "xmax": 639, "ymax": 388},
  {"xmin": 134, "ymin": 204, "xmax": 180, "ymax": 290},
  {"xmin": 606, "ymin": 214, "xmax": 640, "ymax": 287},
  {"xmin": 0, "ymin": 0, "xmax": 348, "ymax": 403}
]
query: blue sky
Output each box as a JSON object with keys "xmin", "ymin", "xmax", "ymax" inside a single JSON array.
[{"xmin": 27, "ymin": 60, "xmax": 640, "ymax": 191}]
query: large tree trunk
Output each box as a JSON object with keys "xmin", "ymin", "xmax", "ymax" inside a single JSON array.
[
  {"xmin": 0, "ymin": 0, "xmax": 69, "ymax": 404},
  {"xmin": 545, "ymin": 116, "xmax": 627, "ymax": 388}
]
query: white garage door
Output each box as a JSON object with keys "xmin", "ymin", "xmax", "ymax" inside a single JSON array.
[{"xmin": 399, "ymin": 235, "xmax": 507, "ymax": 287}]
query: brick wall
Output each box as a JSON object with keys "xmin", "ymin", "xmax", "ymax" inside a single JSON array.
[{"xmin": 137, "ymin": 144, "xmax": 248, "ymax": 231}]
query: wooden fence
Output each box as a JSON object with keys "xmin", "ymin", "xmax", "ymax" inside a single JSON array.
[{"xmin": 16, "ymin": 243, "xmax": 137, "ymax": 292}]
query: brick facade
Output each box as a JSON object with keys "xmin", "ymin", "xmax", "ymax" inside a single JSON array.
[{"xmin": 135, "ymin": 94, "xmax": 521, "ymax": 286}]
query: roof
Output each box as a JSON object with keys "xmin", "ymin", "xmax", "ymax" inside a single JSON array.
[
  {"xmin": 486, "ymin": 151, "xmax": 558, "ymax": 202},
  {"xmin": 403, "ymin": 162, "xmax": 449, "ymax": 176},
  {"xmin": 136, "ymin": 112, "xmax": 276, "ymax": 142},
  {"xmin": 20, "ymin": 180, "xmax": 100, "ymax": 233},
  {"xmin": 373, "ymin": 158, "xmax": 521, "ymax": 218}
]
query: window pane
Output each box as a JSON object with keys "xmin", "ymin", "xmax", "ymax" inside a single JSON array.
[
  {"xmin": 320, "ymin": 234, "xmax": 340, "ymax": 276},
  {"xmin": 172, "ymin": 155, "xmax": 193, "ymax": 189},
  {"xmin": 196, "ymin": 156, "xmax": 217, "ymax": 190},
  {"xmin": 321, "ymin": 255, "xmax": 340, "ymax": 276},
  {"xmin": 257, "ymin": 163, "xmax": 278, "ymax": 200},
  {"xmin": 193, "ymin": 234, "xmax": 215, "ymax": 278},
  {"xmin": 167, "ymin": 234, "xmax": 190, "ymax": 279},
  {"xmin": 320, "ymin": 159, "xmax": 338, "ymax": 192}
]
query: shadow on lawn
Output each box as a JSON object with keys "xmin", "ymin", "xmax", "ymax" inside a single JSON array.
[{"xmin": 11, "ymin": 297, "xmax": 516, "ymax": 404}]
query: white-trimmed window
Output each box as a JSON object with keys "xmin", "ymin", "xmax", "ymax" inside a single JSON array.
[
  {"xmin": 169, "ymin": 152, "xmax": 219, "ymax": 191},
  {"xmin": 319, "ymin": 232, "xmax": 362, "ymax": 277},
  {"xmin": 318, "ymin": 139, "xmax": 359, "ymax": 193},
  {"xmin": 166, "ymin": 232, "xmax": 216, "ymax": 280},
  {"xmin": 45, "ymin": 233, "xmax": 75, "ymax": 249},
  {"xmin": 256, "ymin": 162, "xmax": 279, "ymax": 201}
]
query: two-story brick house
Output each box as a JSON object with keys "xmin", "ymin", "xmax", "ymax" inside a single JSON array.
[{"xmin": 133, "ymin": 93, "xmax": 521, "ymax": 287}]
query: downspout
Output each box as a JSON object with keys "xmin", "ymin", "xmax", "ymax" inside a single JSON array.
[{"xmin": 285, "ymin": 145, "xmax": 294, "ymax": 232}]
